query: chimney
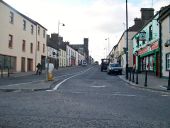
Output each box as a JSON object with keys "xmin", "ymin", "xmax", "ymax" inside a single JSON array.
[
  {"xmin": 134, "ymin": 18, "xmax": 142, "ymax": 26},
  {"xmin": 141, "ymin": 8, "xmax": 154, "ymax": 21}
]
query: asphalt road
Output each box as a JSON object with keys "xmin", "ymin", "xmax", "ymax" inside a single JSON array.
[{"xmin": 0, "ymin": 65, "xmax": 170, "ymax": 128}]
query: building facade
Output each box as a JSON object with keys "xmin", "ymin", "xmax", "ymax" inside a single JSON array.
[
  {"xmin": 0, "ymin": 0, "xmax": 47, "ymax": 72},
  {"xmin": 132, "ymin": 13, "xmax": 160, "ymax": 76},
  {"xmin": 159, "ymin": 5, "xmax": 170, "ymax": 77}
]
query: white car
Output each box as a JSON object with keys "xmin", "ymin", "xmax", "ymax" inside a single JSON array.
[{"xmin": 107, "ymin": 63, "xmax": 123, "ymax": 75}]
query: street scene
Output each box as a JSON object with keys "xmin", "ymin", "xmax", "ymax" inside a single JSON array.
[
  {"xmin": 0, "ymin": 65, "xmax": 170, "ymax": 128},
  {"xmin": 0, "ymin": 0, "xmax": 170, "ymax": 127}
]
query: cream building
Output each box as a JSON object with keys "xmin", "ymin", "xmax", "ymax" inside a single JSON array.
[
  {"xmin": 0, "ymin": 0, "xmax": 47, "ymax": 72},
  {"xmin": 59, "ymin": 48, "xmax": 66, "ymax": 67},
  {"xmin": 159, "ymin": 5, "xmax": 170, "ymax": 77}
]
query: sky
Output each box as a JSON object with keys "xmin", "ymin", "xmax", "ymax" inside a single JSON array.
[{"xmin": 4, "ymin": 0, "xmax": 170, "ymax": 62}]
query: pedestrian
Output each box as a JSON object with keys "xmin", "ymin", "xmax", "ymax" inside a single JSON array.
[{"xmin": 36, "ymin": 63, "xmax": 42, "ymax": 75}]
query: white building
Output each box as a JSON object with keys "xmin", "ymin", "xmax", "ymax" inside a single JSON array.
[
  {"xmin": 59, "ymin": 48, "xmax": 66, "ymax": 67},
  {"xmin": 0, "ymin": 0, "xmax": 47, "ymax": 72}
]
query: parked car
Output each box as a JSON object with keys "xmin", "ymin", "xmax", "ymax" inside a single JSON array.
[{"xmin": 107, "ymin": 63, "xmax": 122, "ymax": 75}]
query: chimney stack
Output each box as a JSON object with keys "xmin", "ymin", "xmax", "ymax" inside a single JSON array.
[{"xmin": 141, "ymin": 8, "xmax": 154, "ymax": 21}]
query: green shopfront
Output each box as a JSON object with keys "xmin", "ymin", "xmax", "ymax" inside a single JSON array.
[{"xmin": 137, "ymin": 40, "xmax": 160, "ymax": 77}]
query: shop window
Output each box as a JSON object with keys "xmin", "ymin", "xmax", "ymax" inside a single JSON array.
[{"xmin": 166, "ymin": 53, "xmax": 170, "ymax": 70}]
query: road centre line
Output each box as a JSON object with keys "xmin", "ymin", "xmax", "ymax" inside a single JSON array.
[{"xmin": 51, "ymin": 67, "xmax": 94, "ymax": 91}]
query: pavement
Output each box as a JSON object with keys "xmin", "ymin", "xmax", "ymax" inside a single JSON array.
[
  {"xmin": 119, "ymin": 72, "xmax": 169, "ymax": 92},
  {"xmin": 0, "ymin": 67, "xmax": 170, "ymax": 93}
]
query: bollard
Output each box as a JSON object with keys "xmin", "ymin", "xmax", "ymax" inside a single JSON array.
[
  {"xmin": 167, "ymin": 71, "xmax": 170, "ymax": 90},
  {"xmin": 144, "ymin": 70, "xmax": 147, "ymax": 87},
  {"xmin": 126, "ymin": 67, "xmax": 128, "ymax": 80},
  {"xmin": 136, "ymin": 70, "xmax": 138, "ymax": 84},
  {"xmin": 7, "ymin": 67, "xmax": 10, "ymax": 77},
  {"xmin": 1, "ymin": 67, "xmax": 3, "ymax": 78},
  {"xmin": 132, "ymin": 69, "xmax": 135, "ymax": 82},
  {"xmin": 129, "ymin": 69, "xmax": 131, "ymax": 81}
]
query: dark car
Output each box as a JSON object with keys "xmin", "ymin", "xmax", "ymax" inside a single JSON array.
[
  {"xmin": 107, "ymin": 63, "xmax": 122, "ymax": 75},
  {"xmin": 101, "ymin": 59, "xmax": 110, "ymax": 72}
]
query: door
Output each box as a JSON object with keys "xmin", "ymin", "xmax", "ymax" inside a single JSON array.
[
  {"xmin": 21, "ymin": 57, "xmax": 25, "ymax": 72},
  {"xmin": 27, "ymin": 58, "xmax": 33, "ymax": 71}
]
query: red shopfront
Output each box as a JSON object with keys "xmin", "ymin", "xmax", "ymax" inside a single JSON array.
[{"xmin": 137, "ymin": 41, "xmax": 160, "ymax": 77}]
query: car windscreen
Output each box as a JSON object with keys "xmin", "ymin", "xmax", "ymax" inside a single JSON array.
[{"xmin": 110, "ymin": 64, "xmax": 120, "ymax": 67}]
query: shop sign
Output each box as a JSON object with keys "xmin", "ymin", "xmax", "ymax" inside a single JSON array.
[
  {"xmin": 151, "ymin": 41, "xmax": 158, "ymax": 50},
  {"xmin": 138, "ymin": 47, "xmax": 148, "ymax": 55}
]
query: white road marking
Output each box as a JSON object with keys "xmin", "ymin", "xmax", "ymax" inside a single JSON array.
[
  {"xmin": 50, "ymin": 67, "xmax": 94, "ymax": 91},
  {"xmin": 111, "ymin": 93, "xmax": 136, "ymax": 97},
  {"xmin": 91, "ymin": 85, "xmax": 106, "ymax": 88}
]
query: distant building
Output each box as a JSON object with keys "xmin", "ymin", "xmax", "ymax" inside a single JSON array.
[{"xmin": 70, "ymin": 38, "xmax": 89, "ymax": 64}]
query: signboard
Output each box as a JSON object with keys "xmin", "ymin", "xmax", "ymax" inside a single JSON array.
[
  {"xmin": 139, "ymin": 31, "xmax": 146, "ymax": 41},
  {"xmin": 151, "ymin": 41, "xmax": 158, "ymax": 50}
]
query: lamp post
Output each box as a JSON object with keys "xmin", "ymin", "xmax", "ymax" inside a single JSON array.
[
  {"xmin": 58, "ymin": 21, "xmax": 65, "ymax": 37},
  {"xmin": 125, "ymin": 0, "xmax": 129, "ymax": 80},
  {"xmin": 105, "ymin": 38, "xmax": 110, "ymax": 56}
]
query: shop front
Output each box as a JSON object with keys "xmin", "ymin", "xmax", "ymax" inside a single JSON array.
[{"xmin": 137, "ymin": 41, "xmax": 160, "ymax": 77}]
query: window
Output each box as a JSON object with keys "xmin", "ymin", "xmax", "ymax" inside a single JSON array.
[
  {"xmin": 23, "ymin": 20, "xmax": 26, "ymax": 30},
  {"xmin": 22, "ymin": 40, "xmax": 26, "ymax": 52},
  {"xmin": 136, "ymin": 37, "xmax": 139, "ymax": 48},
  {"xmin": 149, "ymin": 25, "xmax": 152, "ymax": 41},
  {"xmin": 37, "ymin": 41, "xmax": 40, "ymax": 51},
  {"xmin": 43, "ymin": 30, "xmax": 45, "ymax": 38},
  {"xmin": 9, "ymin": 11, "xmax": 14, "ymax": 24},
  {"xmin": 169, "ymin": 16, "xmax": 170, "ymax": 33},
  {"xmin": 166, "ymin": 53, "xmax": 170, "ymax": 70},
  {"xmin": 30, "ymin": 43, "xmax": 33, "ymax": 53},
  {"xmin": 38, "ymin": 26, "xmax": 40, "ymax": 35},
  {"xmin": 31, "ymin": 25, "xmax": 34, "ymax": 34},
  {"xmin": 43, "ymin": 44, "xmax": 45, "ymax": 53},
  {"xmin": 9, "ymin": 34, "xmax": 13, "ymax": 48}
]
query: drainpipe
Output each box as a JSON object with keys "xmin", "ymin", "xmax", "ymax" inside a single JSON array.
[
  {"xmin": 158, "ymin": 16, "xmax": 162, "ymax": 78},
  {"xmin": 35, "ymin": 25, "xmax": 38, "ymax": 72}
]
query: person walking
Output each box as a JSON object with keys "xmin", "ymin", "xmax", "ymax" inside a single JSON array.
[{"xmin": 36, "ymin": 63, "xmax": 42, "ymax": 75}]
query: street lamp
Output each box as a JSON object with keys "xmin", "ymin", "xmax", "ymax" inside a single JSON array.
[
  {"xmin": 105, "ymin": 37, "xmax": 110, "ymax": 56},
  {"xmin": 58, "ymin": 20, "xmax": 65, "ymax": 37},
  {"xmin": 125, "ymin": 0, "xmax": 129, "ymax": 80}
]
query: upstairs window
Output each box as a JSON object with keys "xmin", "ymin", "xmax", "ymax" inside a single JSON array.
[
  {"xmin": 9, "ymin": 34, "xmax": 13, "ymax": 48},
  {"xmin": 166, "ymin": 53, "xmax": 170, "ymax": 70},
  {"xmin": 43, "ymin": 29, "xmax": 45, "ymax": 38},
  {"xmin": 30, "ymin": 43, "xmax": 33, "ymax": 53},
  {"xmin": 38, "ymin": 26, "xmax": 40, "ymax": 35},
  {"xmin": 149, "ymin": 25, "xmax": 152, "ymax": 41},
  {"xmin": 22, "ymin": 40, "xmax": 26, "ymax": 52},
  {"xmin": 37, "ymin": 41, "xmax": 40, "ymax": 51},
  {"xmin": 169, "ymin": 16, "xmax": 170, "ymax": 33},
  {"xmin": 23, "ymin": 20, "xmax": 26, "ymax": 30},
  {"xmin": 31, "ymin": 25, "xmax": 34, "ymax": 34},
  {"xmin": 43, "ymin": 44, "xmax": 45, "ymax": 53},
  {"xmin": 9, "ymin": 11, "xmax": 14, "ymax": 24}
]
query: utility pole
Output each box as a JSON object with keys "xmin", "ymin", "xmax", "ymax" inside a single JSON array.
[{"xmin": 125, "ymin": 0, "xmax": 129, "ymax": 79}]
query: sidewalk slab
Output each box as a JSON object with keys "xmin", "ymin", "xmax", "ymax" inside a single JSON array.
[
  {"xmin": 0, "ymin": 80, "xmax": 54, "ymax": 92},
  {"xmin": 119, "ymin": 74, "xmax": 169, "ymax": 92}
]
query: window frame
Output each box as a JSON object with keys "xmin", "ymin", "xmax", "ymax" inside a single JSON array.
[
  {"xmin": 166, "ymin": 52, "xmax": 170, "ymax": 71},
  {"xmin": 8, "ymin": 34, "xmax": 13, "ymax": 48},
  {"xmin": 23, "ymin": 20, "xmax": 26, "ymax": 31},
  {"xmin": 9, "ymin": 11, "xmax": 14, "ymax": 24},
  {"xmin": 31, "ymin": 25, "xmax": 34, "ymax": 34},
  {"xmin": 30, "ymin": 43, "xmax": 33, "ymax": 53},
  {"xmin": 37, "ymin": 41, "xmax": 40, "ymax": 51},
  {"xmin": 22, "ymin": 40, "xmax": 26, "ymax": 52}
]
